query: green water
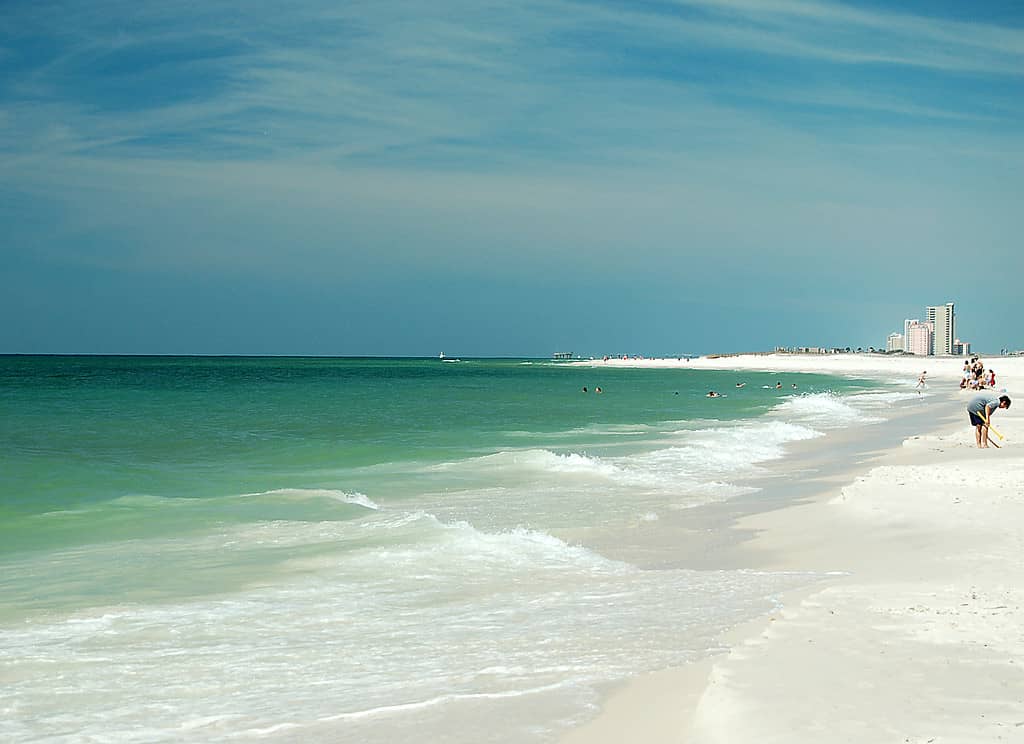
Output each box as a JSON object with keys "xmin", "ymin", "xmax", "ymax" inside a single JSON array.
[
  {"xmin": 2, "ymin": 355, "xmax": 896, "ymax": 743},
  {"xmin": 0, "ymin": 355, "xmax": 870, "ymax": 555}
]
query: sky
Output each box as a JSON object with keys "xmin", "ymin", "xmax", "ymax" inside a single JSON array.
[{"xmin": 2, "ymin": 0, "xmax": 1022, "ymax": 356}]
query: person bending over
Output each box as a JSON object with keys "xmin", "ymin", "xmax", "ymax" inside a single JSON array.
[{"xmin": 967, "ymin": 393, "xmax": 1011, "ymax": 448}]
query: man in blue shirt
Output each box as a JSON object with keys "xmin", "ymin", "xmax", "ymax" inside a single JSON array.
[{"xmin": 967, "ymin": 393, "xmax": 1011, "ymax": 448}]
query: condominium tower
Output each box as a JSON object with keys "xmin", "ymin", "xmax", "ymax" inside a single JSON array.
[
  {"xmin": 903, "ymin": 318, "xmax": 917, "ymax": 349},
  {"xmin": 905, "ymin": 321, "xmax": 934, "ymax": 356},
  {"xmin": 926, "ymin": 303, "xmax": 956, "ymax": 356}
]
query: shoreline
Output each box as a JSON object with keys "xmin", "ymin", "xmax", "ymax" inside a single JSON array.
[
  {"xmin": 571, "ymin": 351, "xmax": 976, "ymax": 381},
  {"xmin": 561, "ymin": 353, "xmax": 1022, "ymax": 743}
]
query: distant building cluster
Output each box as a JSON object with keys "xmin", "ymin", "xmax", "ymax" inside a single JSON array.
[
  {"xmin": 777, "ymin": 301, "xmax": 985, "ymax": 357},
  {"xmin": 775, "ymin": 346, "xmax": 880, "ymax": 355},
  {"xmin": 887, "ymin": 302, "xmax": 970, "ymax": 357}
]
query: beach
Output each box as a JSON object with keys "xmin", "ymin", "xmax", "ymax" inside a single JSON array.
[
  {"xmin": 564, "ymin": 353, "xmax": 1024, "ymax": 743},
  {"xmin": 3, "ymin": 354, "xmax": 1020, "ymax": 742}
]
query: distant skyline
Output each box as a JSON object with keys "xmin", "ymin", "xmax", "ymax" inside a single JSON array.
[{"xmin": 2, "ymin": 1, "xmax": 1022, "ymax": 356}]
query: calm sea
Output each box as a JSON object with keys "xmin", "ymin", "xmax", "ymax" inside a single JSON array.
[{"xmin": 1, "ymin": 356, "xmax": 915, "ymax": 742}]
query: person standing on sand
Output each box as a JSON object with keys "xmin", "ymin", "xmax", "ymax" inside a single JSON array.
[
  {"xmin": 967, "ymin": 393, "xmax": 1011, "ymax": 448},
  {"xmin": 972, "ymin": 358, "xmax": 985, "ymax": 385}
]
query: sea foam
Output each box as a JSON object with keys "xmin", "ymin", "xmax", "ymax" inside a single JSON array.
[
  {"xmin": 771, "ymin": 391, "xmax": 881, "ymax": 427},
  {"xmin": 1, "ymin": 512, "xmax": 823, "ymax": 744},
  {"xmin": 243, "ymin": 488, "xmax": 380, "ymax": 510}
]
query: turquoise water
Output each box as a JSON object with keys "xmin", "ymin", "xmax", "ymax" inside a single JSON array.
[
  {"xmin": 1, "ymin": 356, "xmax": 847, "ymax": 553},
  {"xmin": 1, "ymin": 356, "xmax": 905, "ymax": 742}
]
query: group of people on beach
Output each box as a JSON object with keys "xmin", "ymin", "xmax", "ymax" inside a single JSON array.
[{"xmin": 960, "ymin": 357, "xmax": 996, "ymax": 390}]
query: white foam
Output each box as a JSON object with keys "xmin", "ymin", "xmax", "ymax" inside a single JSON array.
[
  {"xmin": 343, "ymin": 514, "xmax": 621, "ymax": 575},
  {"xmin": 314, "ymin": 680, "xmax": 577, "ymax": 723},
  {"xmin": 430, "ymin": 448, "xmax": 624, "ymax": 480},
  {"xmin": 667, "ymin": 480, "xmax": 760, "ymax": 508},
  {"xmin": 635, "ymin": 420, "xmax": 821, "ymax": 482},
  {"xmin": 241, "ymin": 488, "xmax": 380, "ymax": 510},
  {"xmin": 1, "ymin": 512, "xmax": 823, "ymax": 744},
  {"xmin": 772, "ymin": 391, "xmax": 880, "ymax": 427},
  {"xmin": 533, "ymin": 450, "xmax": 623, "ymax": 476},
  {"xmin": 413, "ymin": 416, "xmax": 826, "ymax": 527},
  {"xmin": 848, "ymin": 389, "xmax": 926, "ymax": 408}
]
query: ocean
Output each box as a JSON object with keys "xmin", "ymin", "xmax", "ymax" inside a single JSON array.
[{"xmin": 0, "ymin": 356, "xmax": 920, "ymax": 742}]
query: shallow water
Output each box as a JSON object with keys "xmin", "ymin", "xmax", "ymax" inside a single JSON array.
[{"xmin": 0, "ymin": 356, "xmax": 920, "ymax": 742}]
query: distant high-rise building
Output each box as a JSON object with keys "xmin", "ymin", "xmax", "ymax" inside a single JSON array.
[
  {"xmin": 905, "ymin": 320, "xmax": 934, "ymax": 356},
  {"xmin": 953, "ymin": 339, "xmax": 971, "ymax": 356},
  {"xmin": 903, "ymin": 319, "xmax": 919, "ymax": 351},
  {"xmin": 926, "ymin": 303, "xmax": 955, "ymax": 356},
  {"xmin": 886, "ymin": 332, "xmax": 904, "ymax": 352}
]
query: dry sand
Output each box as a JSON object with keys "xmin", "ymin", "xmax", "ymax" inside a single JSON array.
[{"xmin": 563, "ymin": 353, "xmax": 1024, "ymax": 744}]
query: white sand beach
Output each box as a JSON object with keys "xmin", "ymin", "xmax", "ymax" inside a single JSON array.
[{"xmin": 564, "ymin": 353, "xmax": 1024, "ymax": 743}]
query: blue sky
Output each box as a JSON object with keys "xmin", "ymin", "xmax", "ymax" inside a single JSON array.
[{"xmin": 2, "ymin": 0, "xmax": 1022, "ymax": 355}]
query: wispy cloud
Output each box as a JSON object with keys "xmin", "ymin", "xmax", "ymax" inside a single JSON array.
[
  {"xmin": 3, "ymin": 0, "xmax": 1022, "ymax": 171},
  {"xmin": 675, "ymin": 0, "xmax": 1024, "ymax": 70},
  {"xmin": 2, "ymin": 0, "xmax": 1022, "ymax": 300}
]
